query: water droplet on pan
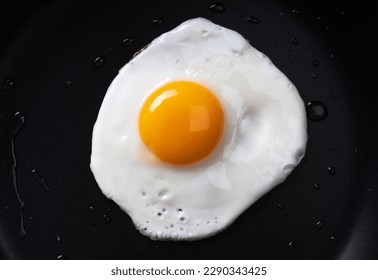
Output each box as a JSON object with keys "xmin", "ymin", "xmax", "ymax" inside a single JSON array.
[
  {"xmin": 122, "ymin": 37, "xmax": 135, "ymax": 47},
  {"xmin": 93, "ymin": 56, "xmax": 105, "ymax": 67},
  {"xmin": 57, "ymin": 255, "xmax": 69, "ymax": 260},
  {"xmin": 246, "ymin": 17, "xmax": 260, "ymax": 24},
  {"xmin": 312, "ymin": 60, "xmax": 320, "ymax": 67},
  {"xmin": 328, "ymin": 166, "xmax": 336, "ymax": 176},
  {"xmin": 2, "ymin": 79, "xmax": 15, "ymax": 91},
  {"xmin": 315, "ymin": 220, "xmax": 324, "ymax": 229},
  {"xmin": 306, "ymin": 101, "xmax": 328, "ymax": 121},
  {"xmin": 288, "ymin": 241, "xmax": 295, "ymax": 251},
  {"xmin": 152, "ymin": 18, "xmax": 164, "ymax": 26},
  {"xmin": 103, "ymin": 214, "xmax": 111, "ymax": 224},
  {"xmin": 56, "ymin": 236, "xmax": 62, "ymax": 244},
  {"xmin": 291, "ymin": 9, "xmax": 300, "ymax": 17},
  {"xmin": 291, "ymin": 38, "xmax": 299, "ymax": 45},
  {"xmin": 209, "ymin": 2, "xmax": 225, "ymax": 13}
]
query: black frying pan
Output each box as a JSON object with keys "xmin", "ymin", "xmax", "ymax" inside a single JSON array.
[{"xmin": 1, "ymin": 0, "xmax": 377, "ymax": 259}]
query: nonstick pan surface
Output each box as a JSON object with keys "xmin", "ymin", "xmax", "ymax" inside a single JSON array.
[{"xmin": 0, "ymin": 0, "xmax": 377, "ymax": 259}]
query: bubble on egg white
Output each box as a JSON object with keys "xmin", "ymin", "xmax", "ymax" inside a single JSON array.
[
  {"xmin": 201, "ymin": 29, "xmax": 209, "ymax": 37},
  {"xmin": 157, "ymin": 189, "xmax": 169, "ymax": 200},
  {"xmin": 282, "ymin": 164, "xmax": 295, "ymax": 173}
]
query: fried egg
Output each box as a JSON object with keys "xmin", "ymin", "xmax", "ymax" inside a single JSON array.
[{"xmin": 90, "ymin": 18, "xmax": 307, "ymax": 241}]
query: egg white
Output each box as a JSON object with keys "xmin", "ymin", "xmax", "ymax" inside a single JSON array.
[{"xmin": 90, "ymin": 18, "xmax": 307, "ymax": 240}]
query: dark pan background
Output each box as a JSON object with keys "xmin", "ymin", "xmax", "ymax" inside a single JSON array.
[{"xmin": 0, "ymin": 0, "xmax": 377, "ymax": 259}]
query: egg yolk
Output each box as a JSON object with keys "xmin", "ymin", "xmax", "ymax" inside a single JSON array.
[{"xmin": 138, "ymin": 81, "xmax": 224, "ymax": 165}]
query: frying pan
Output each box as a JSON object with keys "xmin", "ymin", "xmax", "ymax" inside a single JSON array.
[{"xmin": 0, "ymin": 0, "xmax": 377, "ymax": 260}]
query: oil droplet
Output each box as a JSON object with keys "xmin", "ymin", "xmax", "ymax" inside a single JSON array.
[
  {"xmin": 330, "ymin": 236, "xmax": 337, "ymax": 242},
  {"xmin": 93, "ymin": 56, "xmax": 105, "ymax": 67},
  {"xmin": 328, "ymin": 166, "xmax": 336, "ymax": 176},
  {"xmin": 291, "ymin": 9, "xmax": 300, "ymax": 17},
  {"xmin": 2, "ymin": 79, "xmax": 15, "ymax": 91},
  {"xmin": 246, "ymin": 17, "xmax": 260, "ymax": 24},
  {"xmin": 330, "ymin": 91, "xmax": 335, "ymax": 100},
  {"xmin": 312, "ymin": 60, "xmax": 320, "ymax": 67},
  {"xmin": 31, "ymin": 169, "xmax": 50, "ymax": 191},
  {"xmin": 312, "ymin": 73, "xmax": 319, "ymax": 79},
  {"xmin": 306, "ymin": 101, "xmax": 328, "ymax": 121},
  {"xmin": 103, "ymin": 214, "xmax": 111, "ymax": 224},
  {"xmin": 288, "ymin": 241, "xmax": 295, "ymax": 251},
  {"xmin": 122, "ymin": 37, "xmax": 135, "ymax": 47},
  {"xmin": 89, "ymin": 206, "xmax": 96, "ymax": 213},
  {"xmin": 330, "ymin": 53, "xmax": 335, "ymax": 60},
  {"xmin": 314, "ymin": 183, "xmax": 321, "ymax": 191},
  {"xmin": 278, "ymin": 203, "xmax": 285, "ymax": 210},
  {"xmin": 56, "ymin": 236, "xmax": 62, "ymax": 244},
  {"xmin": 152, "ymin": 18, "xmax": 164, "ymax": 26},
  {"xmin": 291, "ymin": 38, "xmax": 299, "ymax": 45},
  {"xmin": 209, "ymin": 2, "xmax": 225, "ymax": 13},
  {"xmin": 315, "ymin": 220, "xmax": 324, "ymax": 229}
]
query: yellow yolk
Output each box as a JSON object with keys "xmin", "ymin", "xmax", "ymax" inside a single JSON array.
[{"xmin": 138, "ymin": 81, "xmax": 224, "ymax": 165}]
